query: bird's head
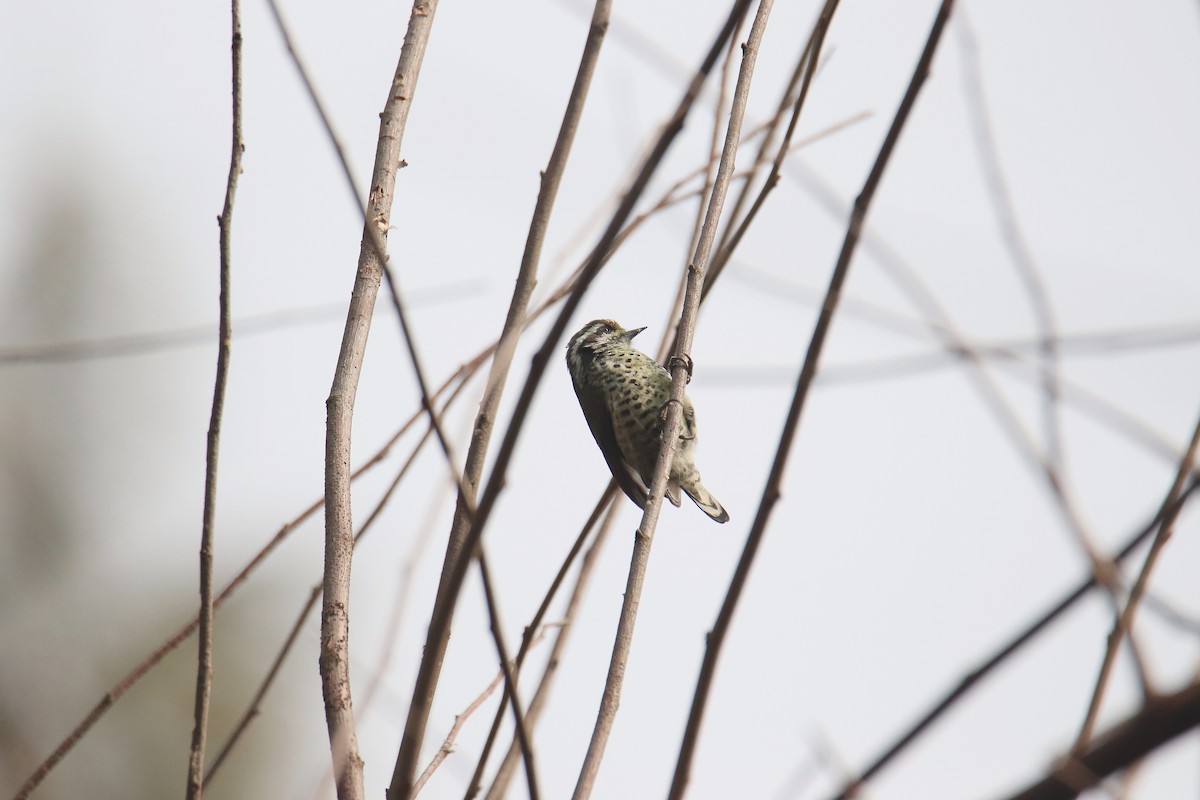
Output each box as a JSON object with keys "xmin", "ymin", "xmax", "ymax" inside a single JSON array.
[{"xmin": 566, "ymin": 319, "xmax": 646, "ymax": 376}]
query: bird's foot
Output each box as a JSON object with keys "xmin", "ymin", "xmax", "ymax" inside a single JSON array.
[{"xmin": 668, "ymin": 354, "xmax": 694, "ymax": 384}]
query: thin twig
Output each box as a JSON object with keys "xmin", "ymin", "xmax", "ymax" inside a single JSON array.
[
  {"xmin": 358, "ymin": 457, "xmax": 457, "ymax": 719},
  {"xmin": 386, "ymin": 2, "xmax": 755, "ymax": 797},
  {"xmin": 185, "ymin": 3, "xmax": 242, "ymax": 796},
  {"xmin": 668, "ymin": 2, "xmax": 955, "ymax": 796},
  {"xmin": 393, "ymin": 3, "xmax": 612, "ymax": 795},
  {"xmin": 826, "ymin": 481, "xmax": 1198, "ymax": 800},
  {"xmin": 269, "ymin": 0, "xmax": 440, "ymax": 792},
  {"xmin": 573, "ymin": 3, "xmax": 776, "ymax": 798},
  {"xmin": 1073, "ymin": 408, "xmax": 1200, "ymax": 752},
  {"xmin": 414, "ymin": 670, "xmax": 505, "ymax": 798}
]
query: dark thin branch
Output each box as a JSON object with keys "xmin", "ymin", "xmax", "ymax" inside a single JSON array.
[
  {"xmin": 186, "ymin": 3, "xmax": 242, "ymax": 796},
  {"xmin": 998, "ymin": 679, "xmax": 1200, "ymax": 800},
  {"xmin": 668, "ymin": 2, "xmax": 954, "ymax": 796},
  {"xmin": 827, "ymin": 481, "xmax": 1198, "ymax": 800},
  {"xmin": 385, "ymin": 2, "xmax": 756, "ymax": 797}
]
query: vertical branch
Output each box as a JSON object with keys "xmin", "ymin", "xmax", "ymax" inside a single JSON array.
[
  {"xmin": 571, "ymin": 3, "xmax": 775, "ymax": 799},
  {"xmin": 322, "ymin": 2, "xmax": 438, "ymax": 798},
  {"xmin": 668, "ymin": 2, "xmax": 955, "ymax": 797},
  {"xmin": 392, "ymin": 2, "xmax": 612, "ymax": 793},
  {"xmin": 185, "ymin": 2, "xmax": 242, "ymax": 798},
  {"xmin": 385, "ymin": 1, "xmax": 755, "ymax": 796}
]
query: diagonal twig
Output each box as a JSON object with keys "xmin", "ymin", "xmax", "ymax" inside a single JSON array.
[{"xmin": 1073, "ymin": 409, "xmax": 1200, "ymax": 752}]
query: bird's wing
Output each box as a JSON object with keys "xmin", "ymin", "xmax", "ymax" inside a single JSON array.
[{"xmin": 575, "ymin": 384, "xmax": 649, "ymax": 508}]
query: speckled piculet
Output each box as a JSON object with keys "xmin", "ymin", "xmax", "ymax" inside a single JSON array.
[{"xmin": 566, "ymin": 319, "xmax": 729, "ymax": 523}]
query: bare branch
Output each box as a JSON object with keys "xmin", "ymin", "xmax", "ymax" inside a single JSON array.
[
  {"xmin": 285, "ymin": 0, "xmax": 439, "ymax": 791},
  {"xmin": 414, "ymin": 669, "xmax": 505, "ymax": 798},
  {"xmin": 669, "ymin": 2, "xmax": 955, "ymax": 796},
  {"xmin": 184, "ymin": 2, "xmax": 242, "ymax": 797}
]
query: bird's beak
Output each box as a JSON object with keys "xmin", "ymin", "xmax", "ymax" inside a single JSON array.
[{"xmin": 623, "ymin": 326, "xmax": 647, "ymax": 341}]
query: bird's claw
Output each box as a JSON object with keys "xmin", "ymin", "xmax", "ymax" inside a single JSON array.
[{"xmin": 668, "ymin": 354, "xmax": 694, "ymax": 384}]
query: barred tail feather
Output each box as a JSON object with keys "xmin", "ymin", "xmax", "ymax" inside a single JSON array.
[{"xmin": 683, "ymin": 483, "xmax": 729, "ymax": 523}]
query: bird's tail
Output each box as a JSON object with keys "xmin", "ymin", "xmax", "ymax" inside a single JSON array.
[{"xmin": 682, "ymin": 481, "xmax": 729, "ymax": 524}]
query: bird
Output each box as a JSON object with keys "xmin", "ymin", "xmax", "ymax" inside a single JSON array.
[{"xmin": 565, "ymin": 318, "xmax": 729, "ymax": 523}]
